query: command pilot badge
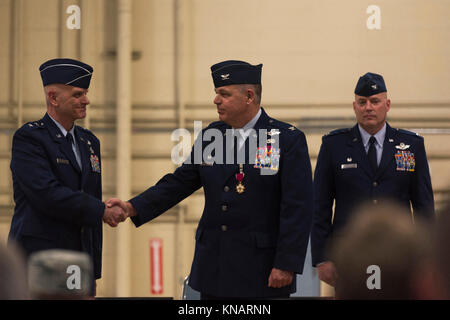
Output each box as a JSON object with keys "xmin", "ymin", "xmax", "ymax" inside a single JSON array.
[
  {"xmin": 90, "ymin": 154, "xmax": 101, "ymax": 173},
  {"xmin": 395, "ymin": 142, "xmax": 410, "ymax": 150}
]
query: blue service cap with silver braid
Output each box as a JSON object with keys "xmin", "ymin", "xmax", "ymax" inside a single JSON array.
[{"xmin": 39, "ymin": 58, "xmax": 93, "ymax": 89}]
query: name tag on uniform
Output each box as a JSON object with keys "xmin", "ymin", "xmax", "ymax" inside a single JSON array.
[
  {"xmin": 56, "ymin": 158, "xmax": 69, "ymax": 165},
  {"xmin": 341, "ymin": 163, "xmax": 357, "ymax": 169}
]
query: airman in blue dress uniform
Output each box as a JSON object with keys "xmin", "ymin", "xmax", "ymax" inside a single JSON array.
[
  {"xmin": 110, "ymin": 60, "xmax": 314, "ymax": 299},
  {"xmin": 311, "ymin": 72, "xmax": 435, "ymax": 286},
  {"xmin": 8, "ymin": 58, "xmax": 126, "ymax": 293}
]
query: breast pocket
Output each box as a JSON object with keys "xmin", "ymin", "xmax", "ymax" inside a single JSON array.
[{"xmin": 337, "ymin": 162, "xmax": 362, "ymax": 188}]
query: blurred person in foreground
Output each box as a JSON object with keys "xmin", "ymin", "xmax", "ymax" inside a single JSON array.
[
  {"xmin": 0, "ymin": 241, "xmax": 29, "ymax": 299},
  {"xmin": 424, "ymin": 203, "xmax": 450, "ymax": 299},
  {"xmin": 28, "ymin": 249, "xmax": 92, "ymax": 299},
  {"xmin": 331, "ymin": 201, "xmax": 435, "ymax": 299}
]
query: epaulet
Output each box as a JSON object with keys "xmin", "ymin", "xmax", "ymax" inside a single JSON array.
[
  {"xmin": 76, "ymin": 127, "xmax": 100, "ymax": 147},
  {"xmin": 268, "ymin": 118, "xmax": 300, "ymax": 133},
  {"xmin": 77, "ymin": 125, "xmax": 94, "ymax": 136},
  {"xmin": 323, "ymin": 128, "xmax": 350, "ymax": 138},
  {"xmin": 23, "ymin": 120, "xmax": 45, "ymax": 130},
  {"xmin": 396, "ymin": 128, "xmax": 422, "ymax": 138}
]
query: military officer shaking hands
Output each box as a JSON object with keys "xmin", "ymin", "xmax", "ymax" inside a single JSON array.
[
  {"xmin": 108, "ymin": 60, "xmax": 314, "ymax": 299},
  {"xmin": 8, "ymin": 58, "xmax": 127, "ymax": 296}
]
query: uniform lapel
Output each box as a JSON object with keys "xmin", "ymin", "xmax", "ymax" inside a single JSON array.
[
  {"xmin": 375, "ymin": 123, "xmax": 396, "ymax": 178},
  {"xmin": 348, "ymin": 125, "xmax": 372, "ymax": 177},
  {"xmin": 43, "ymin": 114, "xmax": 81, "ymax": 174},
  {"xmin": 75, "ymin": 126, "xmax": 91, "ymax": 186},
  {"xmin": 221, "ymin": 125, "xmax": 239, "ymax": 182}
]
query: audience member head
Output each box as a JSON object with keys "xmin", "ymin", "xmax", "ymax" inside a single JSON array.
[
  {"xmin": 28, "ymin": 249, "xmax": 93, "ymax": 299},
  {"xmin": 0, "ymin": 241, "xmax": 29, "ymax": 299},
  {"xmin": 331, "ymin": 201, "xmax": 432, "ymax": 299}
]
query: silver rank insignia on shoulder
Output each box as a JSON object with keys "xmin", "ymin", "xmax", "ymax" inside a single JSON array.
[
  {"xmin": 56, "ymin": 134, "xmax": 62, "ymax": 138},
  {"xmin": 395, "ymin": 142, "xmax": 410, "ymax": 150},
  {"xmin": 389, "ymin": 139, "xmax": 394, "ymax": 143},
  {"xmin": 288, "ymin": 126, "xmax": 295, "ymax": 131}
]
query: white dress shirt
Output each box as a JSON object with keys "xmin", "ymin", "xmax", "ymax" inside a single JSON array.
[{"xmin": 232, "ymin": 108, "xmax": 262, "ymax": 149}]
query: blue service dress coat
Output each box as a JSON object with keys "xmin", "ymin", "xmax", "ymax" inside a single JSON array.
[
  {"xmin": 8, "ymin": 113, "xmax": 105, "ymax": 279},
  {"xmin": 130, "ymin": 108, "xmax": 314, "ymax": 298},
  {"xmin": 311, "ymin": 123, "xmax": 434, "ymax": 266}
]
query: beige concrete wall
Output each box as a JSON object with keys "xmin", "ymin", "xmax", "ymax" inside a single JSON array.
[{"xmin": 0, "ymin": 0, "xmax": 449, "ymax": 299}]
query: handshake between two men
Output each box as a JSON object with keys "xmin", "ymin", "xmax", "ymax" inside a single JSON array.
[{"xmin": 102, "ymin": 198, "xmax": 137, "ymax": 227}]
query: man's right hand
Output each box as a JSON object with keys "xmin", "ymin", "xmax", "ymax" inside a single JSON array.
[
  {"xmin": 317, "ymin": 261, "xmax": 338, "ymax": 287},
  {"xmin": 102, "ymin": 204, "xmax": 127, "ymax": 227},
  {"xmin": 106, "ymin": 198, "xmax": 137, "ymax": 218}
]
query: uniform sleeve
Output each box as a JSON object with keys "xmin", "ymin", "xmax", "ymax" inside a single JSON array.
[
  {"xmin": 273, "ymin": 131, "xmax": 314, "ymax": 274},
  {"xmin": 129, "ymin": 148, "xmax": 202, "ymax": 227},
  {"xmin": 411, "ymin": 138, "xmax": 434, "ymax": 219},
  {"xmin": 10, "ymin": 129, "xmax": 105, "ymax": 227},
  {"xmin": 311, "ymin": 138, "xmax": 335, "ymax": 266}
]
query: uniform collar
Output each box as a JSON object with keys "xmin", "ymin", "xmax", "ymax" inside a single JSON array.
[
  {"xmin": 358, "ymin": 122, "xmax": 386, "ymax": 148},
  {"xmin": 47, "ymin": 113, "xmax": 75, "ymax": 138},
  {"xmin": 232, "ymin": 108, "xmax": 262, "ymax": 139}
]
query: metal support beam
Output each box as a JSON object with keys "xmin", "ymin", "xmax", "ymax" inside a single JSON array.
[{"xmin": 115, "ymin": 0, "xmax": 132, "ymax": 297}]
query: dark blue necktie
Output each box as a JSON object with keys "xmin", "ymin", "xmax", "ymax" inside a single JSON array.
[
  {"xmin": 368, "ymin": 136, "xmax": 378, "ymax": 172},
  {"xmin": 66, "ymin": 133, "xmax": 82, "ymax": 170},
  {"xmin": 66, "ymin": 132, "xmax": 74, "ymax": 146}
]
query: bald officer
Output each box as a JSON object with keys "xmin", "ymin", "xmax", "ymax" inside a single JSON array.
[
  {"xmin": 311, "ymin": 72, "xmax": 435, "ymax": 286},
  {"xmin": 8, "ymin": 58, "xmax": 126, "ymax": 293},
  {"xmin": 109, "ymin": 60, "xmax": 314, "ymax": 299}
]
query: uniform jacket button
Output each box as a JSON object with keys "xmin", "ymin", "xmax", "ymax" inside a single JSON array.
[
  {"xmin": 221, "ymin": 225, "xmax": 227, "ymax": 231},
  {"xmin": 224, "ymin": 186, "xmax": 230, "ymax": 192},
  {"xmin": 222, "ymin": 205, "xmax": 228, "ymax": 212}
]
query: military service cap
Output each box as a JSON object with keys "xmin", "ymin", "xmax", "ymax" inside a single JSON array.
[
  {"xmin": 354, "ymin": 72, "xmax": 387, "ymax": 96},
  {"xmin": 211, "ymin": 60, "xmax": 262, "ymax": 88},
  {"xmin": 39, "ymin": 58, "xmax": 93, "ymax": 89}
]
